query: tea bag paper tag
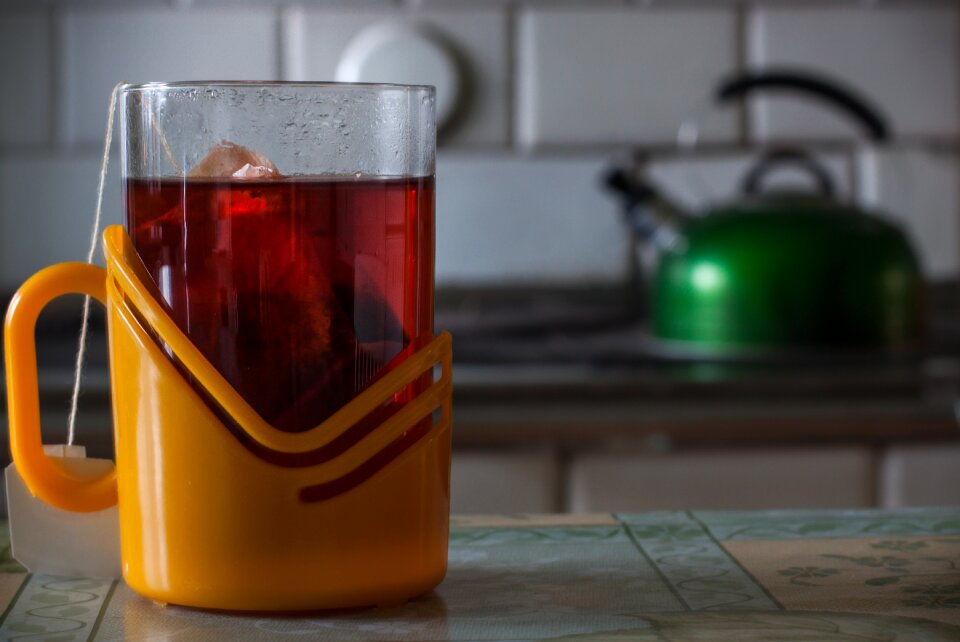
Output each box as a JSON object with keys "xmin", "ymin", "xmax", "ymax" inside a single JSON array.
[{"xmin": 5, "ymin": 445, "xmax": 121, "ymax": 578}]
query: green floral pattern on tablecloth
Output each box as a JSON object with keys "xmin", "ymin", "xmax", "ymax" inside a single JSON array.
[
  {"xmin": 0, "ymin": 510, "xmax": 958, "ymax": 640},
  {"xmin": 694, "ymin": 508, "xmax": 960, "ymax": 541},
  {"xmin": 0, "ymin": 575, "xmax": 116, "ymax": 641},
  {"xmin": 872, "ymin": 540, "xmax": 931, "ymax": 553},
  {"xmin": 764, "ymin": 536, "xmax": 960, "ymax": 613},
  {"xmin": 619, "ymin": 512, "xmax": 781, "ymax": 612},
  {"xmin": 721, "ymin": 529, "xmax": 960, "ymax": 627},
  {"xmin": 449, "ymin": 526, "xmax": 626, "ymax": 546},
  {"xmin": 900, "ymin": 583, "xmax": 960, "ymax": 609},
  {"xmin": 541, "ymin": 611, "xmax": 960, "ymax": 641},
  {"xmin": 777, "ymin": 566, "xmax": 842, "ymax": 586}
]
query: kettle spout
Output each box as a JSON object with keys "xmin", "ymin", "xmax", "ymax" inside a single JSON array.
[{"xmin": 603, "ymin": 160, "xmax": 689, "ymax": 250}]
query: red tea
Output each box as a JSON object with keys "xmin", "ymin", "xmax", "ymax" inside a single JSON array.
[{"xmin": 125, "ymin": 176, "xmax": 434, "ymax": 433}]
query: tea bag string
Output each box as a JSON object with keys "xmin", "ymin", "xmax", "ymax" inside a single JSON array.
[
  {"xmin": 67, "ymin": 83, "xmax": 184, "ymax": 445},
  {"xmin": 66, "ymin": 82, "xmax": 124, "ymax": 446},
  {"xmin": 157, "ymin": 122, "xmax": 182, "ymax": 176}
]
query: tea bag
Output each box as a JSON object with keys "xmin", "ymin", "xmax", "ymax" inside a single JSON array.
[
  {"xmin": 5, "ymin": 446, "xmax": 121, "ymax": 578},
  {"xmin": 133, "ymin": 140, "xmax": 284, "ymax": 233},
  {"xmin": 189, "ymin": 140, "xmax": 282, "ymax": 179},
  {"xmin": 174, "ymin": 140, "xmax": 360, "ymax": 431}
]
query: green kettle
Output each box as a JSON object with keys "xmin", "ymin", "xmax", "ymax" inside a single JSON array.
[{"xmin": 606, "ymin": 71, "xmax": 923, "ymax": 357}]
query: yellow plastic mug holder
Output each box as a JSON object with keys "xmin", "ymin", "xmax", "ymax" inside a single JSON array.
[{"xmin": 5, "ymin": 225, "xmax": 453, "ymax": 611}]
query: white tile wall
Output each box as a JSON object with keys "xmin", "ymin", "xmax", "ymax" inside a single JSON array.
[
  {"xmin": 857, "ymin": 147, "xmax": 960, "ymax": 279},
  {"xmin": 0, "ymin": 12, "xmax": 51, "ymax": 146},
  {"xmin": 0, "ymin": 154, "xmax": 121, "ymax": 289},
  {"xmin": 748, "ymin": 6, "xmax": 960, "ymax": 141},
  {"xmin": 880, "ymin": 442, "xmax": 960, "ymax": 508},
  {"xmin": 517, "ymin": 8, "xmax": 739, "ymax": 147},
  {"xmin": 0, "ymin": 2, "xmax": 958, "ymax": 290},
  {"xmin": 61, "ymin": 8, "xmax": 279, "ymax": 146},
  {"xmin": 648, "ymin": 150, "xmax": 853, "ymax": 212},
  {"xmin": 283, "ymin": 8, "xmax": 509, "ymax": 146},
  {"xmin": 0, "ymin": 2, "xmax": 957, "ymax": 517},
  {"xmin": 451, "ymin": 451, "xmax": 560, "ymax": 513},
  {"xmin": 568, "ymin": 448, "xmax": 875, "ymax": 512},
  {"xmin": 436, "ymin": 154, "xmax": 627, "ymax": 285}
]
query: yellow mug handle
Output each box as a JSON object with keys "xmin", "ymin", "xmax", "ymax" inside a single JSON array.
[{"xmin": 4, "ymin": 262, "xmax": 117, "ymax": 512}]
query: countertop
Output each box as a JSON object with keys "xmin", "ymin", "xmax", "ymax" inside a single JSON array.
[
  {"xmin": 4, "ymin": 284, "xmax": 960, "ymax": 452},
  {"xmin": 0, "ymin": 508, "xmax": 958, "ymax": 640},
  {"xmin": 428, "ymin": 284, "xmax": 960, "ymax": 446}
]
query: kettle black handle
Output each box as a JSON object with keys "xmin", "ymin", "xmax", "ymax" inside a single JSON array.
[
  {"xmin": 741, "ymin": 148, "xmax": 836, "ymax": 198},
  {"xmin": 716, "ymin": 69, "xmax": 890, "ymax": 142}
]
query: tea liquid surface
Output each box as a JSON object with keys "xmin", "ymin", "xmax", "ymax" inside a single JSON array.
[{"xmin": 125, "ymin": 176, "xmax": 434, "ymax": 433}]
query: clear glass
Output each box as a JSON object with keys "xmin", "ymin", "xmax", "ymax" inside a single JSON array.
[{"xmin": 119, "ymin": 82, "xmax": 436, "ymax": 433}]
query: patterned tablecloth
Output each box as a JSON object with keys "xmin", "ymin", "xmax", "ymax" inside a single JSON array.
[{"xmin": 0, "ymin": 508, "xmax": 958, "ymax": 641}]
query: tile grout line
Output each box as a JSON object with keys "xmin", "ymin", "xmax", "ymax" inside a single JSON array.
[
  {"xmin": 49, "ymin": 5, "xmax": 63, "ymax": 152},
  {"xmin": 616, "ymin": 515, "xmax": 692, "ymax": 611},
  {"xmin": 556, "ymin": 448, "xmax": 571, "ymax": 512},
  {"xmin": 684, "ymin": 510, "xmax": 785, "ymax": 610},
  {"xmin": 735, "ymin": 1, "xmax": 749, "ymax": 147},
  {"xmin": 274, "ymin": 6, "xmax": 285, "ymax": 82},
  {"xmin": 85, "ymin": 578, "xmax": 119, "ymax": 642},
  {"xmin": 505, "ymin": 1, "xmax": 516, "ymax": 149}
]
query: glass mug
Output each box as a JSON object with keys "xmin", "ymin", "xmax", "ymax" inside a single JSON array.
[{"xmin": 5, "ymin": 82, "xmax": 452, "ymax": 611}]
